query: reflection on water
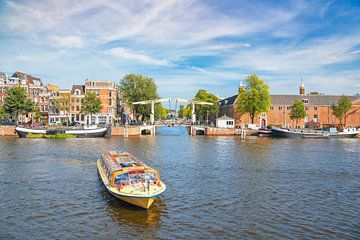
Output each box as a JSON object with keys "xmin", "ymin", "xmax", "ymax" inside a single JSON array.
[{"xmin": 0, "ymin": 129, "xmax": 360, "ymax": 239}]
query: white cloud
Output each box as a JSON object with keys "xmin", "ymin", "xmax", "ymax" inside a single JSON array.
[
  {"xmin": 109, "ymin": 47, "xmax": 168, "ymax": 66},
  {"xmin": 51, "ymin": 36, "xmax": 84, "ymax": 48}
]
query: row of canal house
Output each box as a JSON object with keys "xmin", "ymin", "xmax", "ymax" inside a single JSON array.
[
  {"xmin": 219, "ymin": 82, "xmax": 360, "ymax": 128},
  {"xmin": 0, "ymin": 71, "xmax": 122, "ymax": 125}
]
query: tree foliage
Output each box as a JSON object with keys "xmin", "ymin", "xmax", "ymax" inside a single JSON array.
[
  {"xmin": 290, "ymin": 99, "xmax": 307, "ymax": 126},
  {"xmin": 154, "ymin": 103, "xmax": 168, "ymax": 119},
  {"xmin": 3, "ymin": 87, "xmax": 33, "ymax": 123},
  {"xmin": 178, "ymin": 105, "xmax": 185, "ymax": 118},
  {"xmin": 331, "ymin": 96, "xmax": 352, "ymax": 125},
  {"xmin": 194, "ymin": 89, "xmax": 219, "ymax": 122},
  {"xmin": 120, "ymin": 74, "xmax": 159, "ymax": 119},
  {"xmin": 81, "ymin": 93, "xmax": 102, "ymax": 117},
  {"xmin": 236, "ymin": 74, "xmax": 271, "ymax": 123}
]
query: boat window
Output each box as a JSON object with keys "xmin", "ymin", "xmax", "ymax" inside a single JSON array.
[{"xmin": 114, "ymin": 173, "xmax": 128, "ymax": 185}]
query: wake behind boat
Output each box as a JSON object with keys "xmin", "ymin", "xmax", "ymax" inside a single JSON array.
[
  {"xmin": 16, "ymin": 125, "xmax": 107, "ymax": 138},
  {"xmin": 97, "ymin": 151, "xmax": 166, "ymax": 209}
]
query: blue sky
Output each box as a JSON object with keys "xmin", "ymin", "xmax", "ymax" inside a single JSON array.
[{"xmin": 1, "ymin": 0, "xmax": 360, "ymax": 99}]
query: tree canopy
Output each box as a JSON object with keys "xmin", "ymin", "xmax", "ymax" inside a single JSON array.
[
  {"xmin": 290, "ymin": 99, "xmax": 307, "ymax": 126},
  {"xmin": 331, "ymin": 96, "xmax": 352, "ymax": 125},
  {"xmin": 194, "ymin": 89, "xmax": 219, "ymax": 122},
  {"xmin": 178, "ymin": 105, "xmax": 185, "ymax": 118},
  {"xmin": 81, "ymin": 93, "xmax": 102, "ymax": 117},
  {"xmin": 120, "ymin": 74, "xmax": 159, "ymax": 119},
  {"xmin": 236, "ymin": 74, "xmax": 271, "ymax": 123},
  {"xmin": 3, "ymin": 87, "xmax": 34, "ymax": 123},
  {"xmin": 154, "ymin": 103, "xmax": 168, "ymax": 119}
]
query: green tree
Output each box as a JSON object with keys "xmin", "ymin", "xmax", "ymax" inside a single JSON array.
[
  {"xmin": 0, "ymin": 107, "xmax": 10, "ymax": 122},
  {"xmin": 81, "ymin": 93, "xmax": 102, "ymax": 124},
  {"xmin": 154, "ymin": 103, "xmax": 168, "ymax": 119},
  {"xmin": 55, "ymin": 93, "xmax": 71, "ymax": 127},
  {"xmin": 3, "ymin": 86, "xmax": 34, "ymax": 124},
  {"xmin": 183, "ymin": 106, "xmax": 192, "ymax": 119},
  {"xmin": 178, "ymin": 105, "xmax": 185, "ymax": 118},
  {"xmin": 194, "ymin": 89, "xmax": 219, "ymax": 123},
  {"xmin": 236, "ymin": 74, "xmax": 271, "ymax": 124},
  {"xmin": 331, "ymin": 96, "xmax": 352, "ymax": 126},
  {"xmin": 290, "ymin": 99, "xmax": 307, "ymax": 127},
  {"xmin": 33, "ymin": 108, "xmax": 41, "ymax": 122},
  {"xmin": 120, "ymin": 74, "xmax": 159, "ymax": 120}
]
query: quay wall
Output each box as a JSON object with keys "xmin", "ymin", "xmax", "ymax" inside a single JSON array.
[
  {"xmin": 111, "ymin": 126, "xmax": 141, "ymax": 136},
  {"xmin": 205, "ymin": 127, "xmax": 236, "ymax": 136},
  {"xmin": 0, "ymin": 126, "xmax": 17, "ymax": 136}
]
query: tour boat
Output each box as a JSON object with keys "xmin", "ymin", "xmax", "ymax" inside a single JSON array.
[{"xmin": 97, "ymin": 151, "xmax": 166, "ymax": 209}]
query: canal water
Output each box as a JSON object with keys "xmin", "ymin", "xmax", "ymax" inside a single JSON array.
[{"xmin": 0, "ymin": 126, "xmax": 359, "ymax": 239}]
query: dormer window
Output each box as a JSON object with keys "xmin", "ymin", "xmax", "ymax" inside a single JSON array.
[
  {"xmin": 301, "ymin": 99, "xmax": 309, "ymax": 104},
  {"xmin": 75, "ymin": 89, "xmax": 81, "ymax": 95}
]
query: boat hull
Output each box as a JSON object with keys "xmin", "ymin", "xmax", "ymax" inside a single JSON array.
[
  {"xmin": 15, "ymin": 126, "xmax": 107, "ymax": 138},
  {"xmin": 15, "ymin": 127, "xmax": 48, "ymax": 138},
  {"xmin": 271, "ymin": 126, "xmax": 329, "ymax": 138},
  {"xmin": 65, "ymin": 128, "xmax": 107, "ymax": 138}
]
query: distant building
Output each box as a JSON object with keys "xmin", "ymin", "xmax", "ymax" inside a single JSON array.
[
  {"xmin": 219, "ymin": 81, "xmax": 360, "ymax": 128},
  {"xmin": 85, "ymin": 80, "xmax": 117, "ymax": 125},
  {"xmin": 216, "ymin": 115, "xmax": 234, "ymax": 128},
  {"xmin": 70, "ymin": 85, "xmax": 86, "ymax": 123}
]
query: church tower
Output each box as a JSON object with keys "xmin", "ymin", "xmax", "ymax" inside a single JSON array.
[
  {"xmin": 299, "ymin": 79, "xmax": 305, "ymax": 95},
  {"xmin": 238, "ymin": 80, "xmax": 245, "ymax": 94}
]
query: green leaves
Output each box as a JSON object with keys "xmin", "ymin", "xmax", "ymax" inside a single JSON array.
[
  {"xmin": 120, "ymin": 74, "xmax": 159, "ymax": 119},
  {"xmin": 330, "ymin": 96, "xmax": 352, "ymax": 124},
  {"xmin": 194, "ymin": 89, "xmax": 219, "ymax": 121},
  {"xmin": 81, "ymin": 93, "xmax": 102, "ymax": 115},
  {"xmin": 236, "ymin": 74, "xmax": 271, "ymax": 123},
  {"xmin": 290, "ymin": 99, "xmax": 307, "ymax": 122},
  {"xmin": 3, "ymin": 87, "xmax": 34, "ymax": 119}
]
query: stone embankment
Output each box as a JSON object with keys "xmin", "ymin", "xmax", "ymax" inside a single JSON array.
[{"xmin": 0, "ymin": 126, "xmax": 17, "ymax": 136}]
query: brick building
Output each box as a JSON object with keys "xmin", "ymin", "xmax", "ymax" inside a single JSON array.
[
  {"xmin": 219, "ymin": 82, "xmax": 360, "ymax": 128},
  {"xmin": 84, "ymin": 80, "xmax": 117, "ymax": 125}
]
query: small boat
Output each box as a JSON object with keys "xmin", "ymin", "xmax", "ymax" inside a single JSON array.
[
  {"xmin": 97, "ymin": 151, "xmax": 166, "ymax": 209},
  {"xmin": 257, "ymin": 127, "xmax": 272, "ymax": 137}
]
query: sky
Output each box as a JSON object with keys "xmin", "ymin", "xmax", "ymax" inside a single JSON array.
[{"xmin": 0, "ymin": 0, "xmax": 360, "ymax": 99}]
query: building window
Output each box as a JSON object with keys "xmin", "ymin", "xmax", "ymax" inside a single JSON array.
[
  {"xmin": 287, "ymin": 107, "xmax": 291, "ymax": 110},
  {"xmin": 75, "ymin": 89, "xmax": 81, "ymax": 95},
  {"xmin": 96, "ymin": 90, "xmax": 100, "ymax": 95},
  {"xmin": 270, "ymin": 106, "xmax": 274, "ymax": 110},
  {"xmin": 278, "ymin": 106, "xmax": 282, "ymax": 110},
  {"xmin": 109, "ymin": 91, "xmax": 112, "ymax": 97},
  {"xmin": 314, "ymin": 114, "xmax": 318, "ymax": 123},
  {"xmin": 305, "ymin": 107, "xmax": 309, "ymax": 110},
  {"xmin": 302, "ymin": 99, "xmax": 309, "ymax": 104},
  {"xmin": 314, "ymin": 107, "xmax": 317, "ymax": 111},
  {"xmin": 109, "ymin": 99, "xmax": 112, "ymax": 106}
]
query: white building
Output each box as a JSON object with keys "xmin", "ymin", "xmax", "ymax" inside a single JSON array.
[{"xmin": 216, "ymin": 115, "xmax": 235, "ymax": 128}]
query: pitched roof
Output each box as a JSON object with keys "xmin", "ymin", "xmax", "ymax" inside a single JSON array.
[
  {"xmin": 219, "ymin": 94, "xmax": 360, "ymax": 107},
  {"xmin": 217, "ymin": 115, "xmax": 234, "ymax": 120},
  {"xmin": 71, "ymin": 85, "xmax": 85, "ymax": 95},
  {"xmin": 11, "ymin": 71, "xmax": 42, "ymax": 85},
  {"xmin": 271, "ymin": 95, "xmax": 359, "ymax": 106},
  {"xmin": 46, "ymin": 84, "xmax": 60, "ymax": 91},
  {"xmin": 219, "ymin": 95, "xmax": 238, "ymax": 107}
]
